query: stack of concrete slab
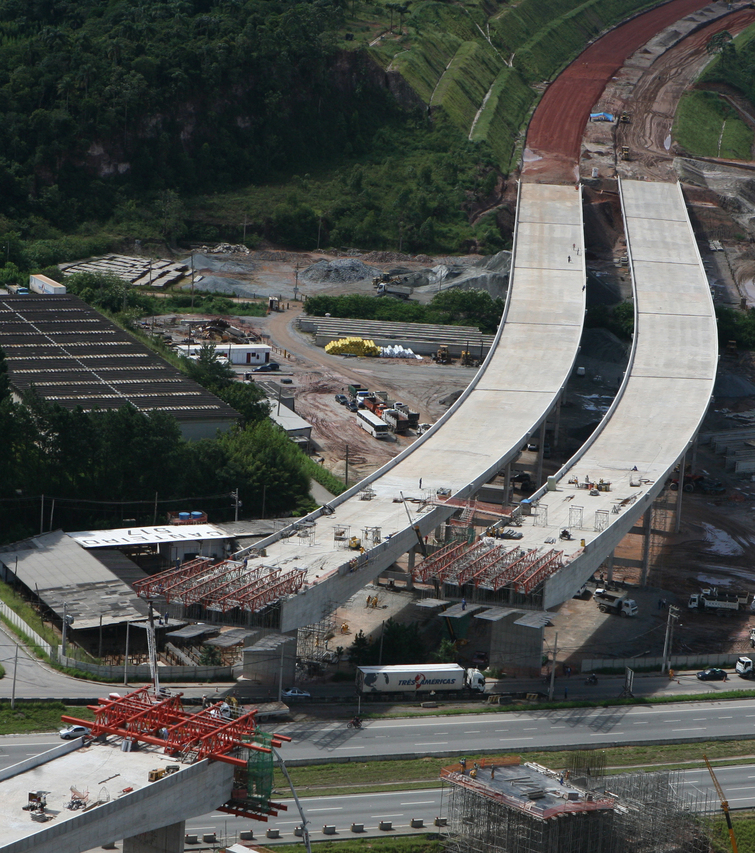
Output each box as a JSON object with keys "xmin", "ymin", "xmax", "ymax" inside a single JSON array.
[
  {"xmin": 298, "ymin": 317, "xmax": 495, "ymax": 357},
  {"xmin": 60, "ymin": 255, "xmax": 189, "ymax": 288}
]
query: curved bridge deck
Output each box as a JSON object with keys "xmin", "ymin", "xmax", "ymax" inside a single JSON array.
[
  {"xmin": 525, "ymin": 180, "xmax": 717, "ymax": 607},
  {"xmin": 256, "ymin": 183, "xmax": 587, "ymax": 630}
]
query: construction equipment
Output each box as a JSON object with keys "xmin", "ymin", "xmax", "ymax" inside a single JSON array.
[
  {"xmin": 704, "ymin": 754, "xmax": 738, "ymax": 852},
  {"xmin": 620, "ymin": 145, "xmax": 631, "ymax": 160},
  {"xmin": 433, "ymin": 345, "xmax": 451, "ymax": 364},
  {"xmin": 620, "ymin": 111, "xmax": 631, "ymax": 123}
]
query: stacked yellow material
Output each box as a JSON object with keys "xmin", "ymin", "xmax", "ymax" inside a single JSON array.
[{"xmin": 325, "ymin": 337, "xmax": 380, "ymax": 356}]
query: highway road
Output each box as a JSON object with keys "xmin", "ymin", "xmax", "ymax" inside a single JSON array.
[{"xmin": 267, "ymin": 698, "xmax": 755, "ymax": 763}]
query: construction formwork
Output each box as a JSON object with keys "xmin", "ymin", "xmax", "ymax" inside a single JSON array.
[
  {"xmin": 297, "ymin": 600, "xmax": 337, "ymax": 666},
  {"xmin": 442, "ymin": 758, "xmax": 714, "ymax": 853}
]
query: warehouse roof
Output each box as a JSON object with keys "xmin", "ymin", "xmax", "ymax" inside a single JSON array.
[
  {"xmin": 0, "ymin": 294, "xmax": 239, "ymax": 425},
  {"xmin": 0, "ymin": 531, "xmax": 146, "ymax": 628},
  {"xmin": 69, "ymin": 524, "xmax": 232, "ymax": 548}
]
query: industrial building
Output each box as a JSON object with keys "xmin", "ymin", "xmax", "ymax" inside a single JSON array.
[
  {"xmin": 442, "ymin": 755, "xmax": 712, "ymax": 853},
  {"xmin": 0, "ymin": 294, "xmax": 239, "ymax": 439},
  {"xmin": 175, "ymin": 342, "xmax": 273, "ymax": 366}
]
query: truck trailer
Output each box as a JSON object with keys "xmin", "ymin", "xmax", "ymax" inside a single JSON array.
[
  {"xmin": 688, "ymin": 593, "xmax": 747, "ymax": 613},
  {"xmin": 356, "ymin": 664, "xmax": 485, "ymax": 697},
  {"xmin": 594, "ymin": 589, "xmax": 638, "ymax": 617}
]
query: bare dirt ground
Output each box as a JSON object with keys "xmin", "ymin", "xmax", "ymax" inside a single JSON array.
[
  {"xmin": 243, "ymin": 303, "xmax": 474, "ymax": 481},
  {"xmin": 523, "ymin": 0, "xmax": 715, "ymax": 182}
]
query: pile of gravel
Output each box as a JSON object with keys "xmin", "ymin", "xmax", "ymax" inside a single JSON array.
[{"xmin": 302, "ymin": 258, "xmax": 379, "ymax": 283}]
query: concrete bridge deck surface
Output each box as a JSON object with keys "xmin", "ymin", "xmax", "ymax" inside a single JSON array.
[
  {"xmin": 0, "ymin": 740, "xmax": 234, "ymax": 853},
  {"xmin": 503, "ymin": 180, "xmax": 719, "ymax": 608},
  {"xmin": 255, "ymin": 183, "xmax": 587, "ymax": 631}
]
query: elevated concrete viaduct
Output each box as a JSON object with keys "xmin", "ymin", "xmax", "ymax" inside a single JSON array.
[{"xmin": 240, "ymin": 182, "xmax": 588, "ymax": 632}]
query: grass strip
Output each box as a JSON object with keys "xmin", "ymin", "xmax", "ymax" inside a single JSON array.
[
  {"xmin": 0, "ymin": 702, "xmax": 95, "ymax": 736},
  {"xmin": 276, "ymin": 740, "xmax": 755, "ymax": 797}
]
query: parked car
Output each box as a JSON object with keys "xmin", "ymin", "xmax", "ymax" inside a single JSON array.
[
  {"xmin": 282, "ymin": 687, "xmax": 311, "ymax": 699},
  {"xmin": 60, "ymin": 724, "xmax": 91, "ymax": 740},
  {"xmin": 253, "ymin": 362, "xmax": 280, "ymax": 373},
  {"xmin": 696, "ymin": 668, "xmax": 728, "ymax": 681},
  {"xmin": 347, "ymin": 400, "xmax": 358, "ymax": 412},
  {"xmin": 335, "ymin": 394, "xmax": 348, "ymax": 405}
]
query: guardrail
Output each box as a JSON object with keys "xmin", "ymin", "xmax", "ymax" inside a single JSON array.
[{"xmin": 0, "ymin": 601, "xmax": 55, "ymax": 658}]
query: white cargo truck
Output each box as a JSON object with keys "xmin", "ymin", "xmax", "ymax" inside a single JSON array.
[
  {"xmin": 29, "ymin": 274, "xmax": 66, "ymax": 295},
  {"xmin": 735, "ymin": 656, "xmax": 755, "ymax": 679},
  {"xmin": 688, "ymin": 593, "xmax": 746, "ymax": 613},
  {"xmin": 356, "ymin": 664, "xmax": 485, "ymax": 696}
]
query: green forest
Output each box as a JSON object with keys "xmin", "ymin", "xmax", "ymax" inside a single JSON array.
[{"xmin": 0, "ymin": 343, "xmax": 327, "ymax": 545}]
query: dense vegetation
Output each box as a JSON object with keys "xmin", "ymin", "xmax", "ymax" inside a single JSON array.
[
  {"xmin": 304, "ymin": 289, "xmax": 506, "ymax": 335},
  {"xmin": 347, "ymin": 619, "xmax": 426, "ymax": 666},
  {"xmin": 673, "ymin": 90, "xmax": 753, "ymax": 160},
  {"xmin": 0, "ymin": 344, "xmax": 322, "ymax": 544}
]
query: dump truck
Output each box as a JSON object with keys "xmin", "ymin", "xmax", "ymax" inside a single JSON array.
[
  {"xmin": 433, "ymin": 345, "xmax": 451, "ymax": 364},
  {"xmin": 594, "ymin": 589, "xmax": 638, "ymax": 617},
  {"xmin": 688, "ymin": 592, "xmax": 747, "ymax": 613},
  {"xmin": 376, "ymin": 282, "xmax": 412, "ymax": 299},
  {"xmin": 363, "ymin": 395, "xmax": 388, "ymax": 417},
  {"xmin": 347, "ymin": 383, "xmax": 368, "ymax": 399},
  {"xmin": 356, "ymin": 664, "xmax": 486, "ymax": 696},
  {"xmin": 382, "ymin": 407, "xmax": 410, "ymax": 434},
  {"xmin": 394, "ymin": 401, "xmax": 419, "ymax": 429},
  {"xmin": 736, "ymin": 656, "xmax": 755, "ymax": 678},
  {"xmin": 700, "ymin": 587, "xmax": 749, "ymax": 606}
]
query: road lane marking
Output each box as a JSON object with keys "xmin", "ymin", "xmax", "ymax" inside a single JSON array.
[
  {"xmin": 400, "ymin": 801, "xmax": 436, "ymax": 805},
  {"xmin": 370, "ymin": 814, "xmax": 404, "ymax": 818},
  {"xmin": 415, "ymin": 742, "xmax": 448, "ymax": 746},
  {"xmin": 335, "ymin": 746, "xmax": 365, "ymax": 750},
  {"xmin": 465, "ymin": 731, "xmax": 481, "ymax": 734},
  {"xmin": 308, "ymin": 808, "xmax": 343, "ymax": 812},
  {"xmin": 590, "ymin": 733, "xmax": 624, "ymax": 736},
  {"xmin": 500, "ymin": 737, "xmax": 533, "ymax": 742},
  {"xmin": 633, "ymin": 722, "xmax": 648, "ymax": 725},
  {"xmin": 672, "ymin": 728, "xmax": 705, "ymax": 732}
]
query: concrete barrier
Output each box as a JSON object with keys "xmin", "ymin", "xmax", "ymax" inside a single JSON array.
[
  {"xmin": 434, "ymin": 817, "xmax": 448, "ymax": 827},
  {"xmin": 294, "ymin": 827, "xmax": 303, "ymax": 837},
  {"xmin": 202, "ymin": 833, "xmax": 216, "ymax": 843},
  {"xmin": 351, "ymin": 823, "xmax": 365, "ymax": 833},
  {"xmin": 184, "ymin": 834, "xmax": 199, "ymax": 844},
  {"xmin": 266, "ymin": 828, "xmax": 281, "ymax": 839},
  {"xmin": 323, "ymin": 825, "xmax": 337, "ymax": 835},
  {"xmin": 411, "ymin": 818, "xmax": 424, "ymax": 828},
  {"xmin": 379, "ymin": 821, "xmax": 393, "ymax": 831},
  {"xmin": 239, "ymin": 830, "xmax": 254, "ymax": 840}
]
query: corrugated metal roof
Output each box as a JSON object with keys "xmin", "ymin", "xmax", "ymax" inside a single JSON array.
[
  {"xmin": 0, "ymin": 531, "xmax": 145, "ymax": 628},
  {"xmin": 513, "ymin": 611, "xmax": 554, "ymax": 629},
  {"xmin": 0, "ymin": 295, "xmax": 239, "ymax": 424}
]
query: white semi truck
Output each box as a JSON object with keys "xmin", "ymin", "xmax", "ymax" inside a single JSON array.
[{"xmin": 356, "ymin": 664, "xmax": 486, "ymax": 697}]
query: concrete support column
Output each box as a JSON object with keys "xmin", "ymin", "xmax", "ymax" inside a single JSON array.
[
  {"xmin": 553, "ymin": 392, "xmax": 562, "ymax": 449},
  {"xmin": 503, "ymin": 463, "xmax": 511, "ymax": 509},
  {"xmin": 535, "ymin": 421, "xmax": 547, "ymax": 486},
  {"xmin": 406, "ymin": 547, "xmax": 416, "ymax": 590},
  {"xmin": 674, "ymin": 450, "xmax": 686, "ymax": 534},
  {"xmin": 605, "ymin": 550, "xmax": 614, "ymax": 583},
  {"xmin": 640, "ymin": 507, "xmax": 653, "ymax": 587},
  {"xmin": 124, "ymin": 820, "xmax": 185, "ymax": 853},
  {"xmin": 690, "ymin": 438, "xmax": 698, "ymax": 471}
]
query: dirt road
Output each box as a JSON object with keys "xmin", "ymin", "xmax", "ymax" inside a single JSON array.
[
  {"xmin": 524, "ymin": 0, "xmax": 724, "ymax": 181},
  {"xmin": 254, "ymin": 305, "xmax": 472, "ymax": 480}
]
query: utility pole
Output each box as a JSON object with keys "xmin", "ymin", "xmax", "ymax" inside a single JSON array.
[
  {"xmin": 10, "ymin": 644, "xmax": 18, "ymax": 710},
  {"xmin": 40, "ymin": 494, "xmax": 44, "ymax": 535},
  {"xmin": 98, "ymin": 614, "xmax": 103, "ymax": 659},
  {"xmin": 662, "ymin": 606, "xmax": 680, "ymax": 673},
  {"xmin": 231, "ymin": 489, "xmax": 240, "ymax": 523},
  {"xmin": 344, "ymin": 445, "xmax": 349, "ymax": 488},
  {"xmin": 261, "ymin": 484, "xmax": 267, "ymax": 520},
  {"xmin": 123, "ymin": 621, "xmax": 131, "ymax": 686},
  {"xmin": 190, "ymin": 251, "xmax": 195, "ymax": 310},
  {"xmin": 153, "ymin": 491, "xmax": 158, "ymax": 525},
  {"xmin": 548, "ymin": 631, "xmax": 558, "ymax": 702},
  {"xmin": 378, "ymin": 620, "xmax": 385, "ymax": 665}
]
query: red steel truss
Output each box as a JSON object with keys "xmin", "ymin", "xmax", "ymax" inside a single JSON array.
[
  {"xmin": 61, "ymin": 687, "xmax": 291, "ymax": 769},
  {"xmin": 132, "ymin": 557, "xmax": 214, "ymax": 599},
  {"xmin": 511, "ymin": 549, "xmax": 564, "ymax": 594},
  {"xmin": 414, "ymin": 541, "xmax": 468, "ymax": 582},
  {"xmin": 442, "ymin": 540, "xmax": 489, "ymax": 584},
  {"xmin": 484, "ymin": 548, "xmax": 540, "ymax": 591},
  {"xmin": 456, "ymin": 545, "xmax": 520, "ymax": 586},
  {"xmin": 133, "ymin": 558, "xmax": 306, "ymax": 613}
]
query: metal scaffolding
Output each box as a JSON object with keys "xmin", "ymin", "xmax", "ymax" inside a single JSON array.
[
  {"xmin": 443, "ymin": 758, "xmax": 715, "ymax": 853},
  {"xmin": 297, "ymin": 600, "xmax": 337, "ymax": 664}
]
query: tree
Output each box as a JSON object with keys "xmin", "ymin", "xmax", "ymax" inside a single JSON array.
[
  {"xmin": 182, "ymin": 343, "xmax": 235, "ymax": 389},
  {"xmin": 432, "ymin": 637, "xmax": 458, "ymax": 663},
  {"xmin": 707, "ymin": 30, "xmax": 733, "ymax": 54}
]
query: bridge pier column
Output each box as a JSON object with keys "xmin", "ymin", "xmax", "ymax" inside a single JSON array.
[
  {"xmin": 407, "ymin": 548, "xmax": 416, "ymax": 590},
  {"xmin": 503, "ymin": 463, "xmax": 511, "ymax": 509},
  {"xmin": 674, "ymin": 450, "xmax": 686, "ymax": 534},
  {"xmin": 552, "ymin": 393, "xmax": 562, "ymax": 449},
  {"xmin": 640, "ymin": 507, "xmax": 652, "ymax": 587},
  {"xmin": 535, "ymin": 421, "xmax": 546, "ymax": 485},
  {"xmin": 605, "ymin": 550, "xmax": 614, "ymax": 583},
  {"xmin": 124, "ymin": 820, "xmax": 185, "ymax": 853}
]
